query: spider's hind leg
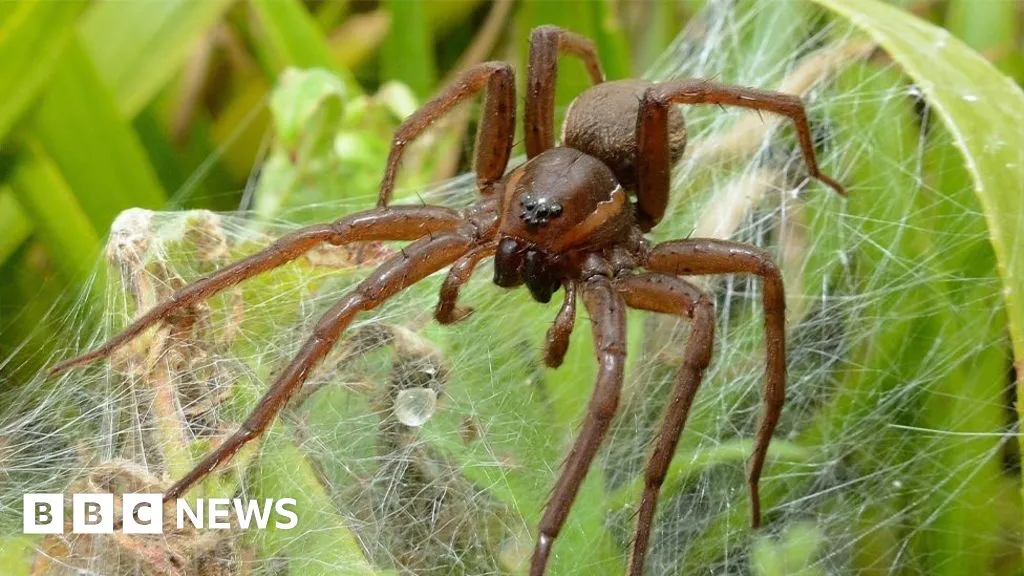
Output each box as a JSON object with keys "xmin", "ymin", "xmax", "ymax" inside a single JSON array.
[
  {"xmin": 635, "ymin": 78, "xmax": 845, "ymax": 230},
  {"xmin": 645, "ymin": 237, "xmax": 787, "ymax": 530}
]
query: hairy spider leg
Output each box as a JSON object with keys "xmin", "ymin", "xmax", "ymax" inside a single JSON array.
[
  {"xmin": 525, "ymin": 25, "xmax": 605, "ymax": 158},
  {"xmin": 163, "ymin": 231, "xmax": 478, "ymax": 503},
  {"xmin": 646, "ymin": 238, "xmax": 787, "ymax": 530},
  {"xmin": 615, "ymin": 273, "xmax": 715, "ymax": 575},
  {"xmin": 377, "ymin": 62, "xmax": 516, "ymax": 208},
  {"xmin": 635, "ymin": 78, "xmax": 847, "ymax": 230},
  {"xmin": 531, "ymin": 273, "xmax": 626, "ymax": 576},
  {"xmin": 48, "ymin": 206, "xmax": 467, "ymax": 375}
]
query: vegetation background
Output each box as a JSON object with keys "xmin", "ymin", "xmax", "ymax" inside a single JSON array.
[
  {"xmin": 1, "ymin": 0, "xmax": 1023, "ymax": 575},
  {"xmin": 2, "ymin": 0, "xmax": 1019, "ymax": 388}
]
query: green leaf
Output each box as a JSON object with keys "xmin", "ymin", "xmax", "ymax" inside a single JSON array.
[
  {"xmin": 605, "ymin": 440, "xmax": 814, "ymax": 512},
  {"xmin": 423, "ymin": 0, "xmax": 481, "ymax": 34},
  {"xmin": 269, "ymin": 68, "xmax": 348, "ymax": 151},
  {"xmin": 32, "ymin": 37, "xmax": 165, "ymax": 232},
  {"xmin": 78, "ymin": 0, "xmax": 234, "ymax": 117},
  {"xmin": 751, "ymin": 523, "xmax": 825, "ymax": 576},
  {"xmin": 813, "ymin": 0, "xmax": 1024, "ymax": 405},
  {"xmin": 0, "ymin": 189, "xmax": 32, "ymax": 268},
  {"xmin": 807, "ymin": 0, "xmax": 1024, "ymax": 567},
  {"xmin": 0, "ymin": 0, "xmax": 84, "ymax": 142},
  {"xmin": 588, "ymin": 0, "xmax": 632, "ymax": 80}
]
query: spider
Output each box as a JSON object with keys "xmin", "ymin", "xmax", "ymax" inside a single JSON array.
[{"xmin": 51, "ymin": 25, "xmax": 844, "ymax": 576}]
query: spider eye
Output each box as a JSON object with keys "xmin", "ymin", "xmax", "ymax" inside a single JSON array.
[{"xmin": 520, "ymin": 198, "xmax": 564, "ymax": 228}]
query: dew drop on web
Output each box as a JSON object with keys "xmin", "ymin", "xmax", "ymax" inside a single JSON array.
[{"xmin": 394, "ymin": 388, "xmax": 438, "ymax": 427}]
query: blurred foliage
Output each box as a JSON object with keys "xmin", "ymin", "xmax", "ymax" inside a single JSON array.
[{"xmin": 0, "ymin": 0, "xmax": 1023, "ymax": 573}]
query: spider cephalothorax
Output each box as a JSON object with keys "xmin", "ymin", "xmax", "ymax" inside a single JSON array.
[
  {"xmin": 495, "ymin": 147, "xmax": 631, "ymax": 302},
  {"xmin": 51, "ymin": 25, "xmax": 844, "ymax": 576}
]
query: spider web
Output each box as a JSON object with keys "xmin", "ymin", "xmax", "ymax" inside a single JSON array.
[{"xmin": 1, "ymin": 2, "xmax": 1020, "ymax": 575}]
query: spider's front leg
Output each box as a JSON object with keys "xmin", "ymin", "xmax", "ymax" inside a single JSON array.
[
  {"xmin": 49, "ymin": 206, "xmax": 468, "ymax": 375},
  {"xmin": 525, "ymin": 25, "xmax": 605, "ymax": 158},
  {"xmin": 645, "ymin": 238, "xmax": 786, "ymax": 529},
  {"xmin": 532, "ymin": 273, "xmax": 625, "ymax": 576},
  {"xmin": 377, "ymin": 62, "xmax": 515, "ymax": 207},
  {"xmin": 615, "ymin": 273, "xmax": 715, "ymax": 575},
  {"xmin": 162, "ymin": 230, "xmax": 480, "ymax": 503},
  {"xmin": 635, "ymin": 78, "xmax": 846, "ymax": 230}
]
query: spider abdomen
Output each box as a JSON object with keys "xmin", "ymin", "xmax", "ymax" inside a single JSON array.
[{"xmin": 563, "ymin": 79, "xmax": 686, "ymax": 191}]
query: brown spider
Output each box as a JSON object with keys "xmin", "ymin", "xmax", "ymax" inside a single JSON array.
[{"xmin": 51, "ymin": 25, "xmax": 844, "ymax": 576}]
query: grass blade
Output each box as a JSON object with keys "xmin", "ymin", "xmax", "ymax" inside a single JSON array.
[
  {"xmin": 8, "ymin": 139, "xmax": 101, "ymax": 284},
  {"xmin": 249, "ymin": 0, "xmax": 361, "ymax": 95},
  {"xmin": 381, "ymin": 0, "xmax": 438, "ymax": 97},
  {"xmin": 32, "ymin": 38, "xmax": 166, "ymax": 232},
  {"xmin": 946, "ymin": 0, "xmax": 1022, "ymax": 80},
  {"xmin": 79, "ymin": 0, "xmax": 234, "ymax": 117},
  {"xmin": 252, "ymin": 433, "xmax": 384, "ymax": 576},
  {"xmin": 0, "ymin": 0, "xmax": 84, "ymax": 142},
  {"xmin": 588, "ymin": 0, "xmax": 631, "ymax": 80},
  {"xmin": 0, "ymin": 189, "xmax": 32, "ymax": 268}
]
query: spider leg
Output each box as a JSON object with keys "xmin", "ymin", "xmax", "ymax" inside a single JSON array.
[
  {"xmin": 615, "ymin": 273, "xmax": 715, "ymax": 575},
  {"xmin": 543, "ymin": 280, "xmax": 577, "ymax": 368},
  {"xmin": 377, "ymin": 61, "xmax": 515, "ymax": 207},
  {"xmin": 645, "ymin": 238, "xmax": 786, "ymax": 529},
  {"xmin": 525, "ymin": 25, "xmax": 605, "ymax": 158},
  {"xmin": 635, "ymin": 78, "xmax": 845, "ymax": 229},
  {"xmin": 49, "ymin": 206, "xmax": 467, "ymax": 376},
  {"xmin": 434, "ymin": 240, "xmax": 497, "ymax": 324},
  {"xmin": 162, "ymin": 231, "xmax": 476, "ymax": 503},
  {"xmin": 531, "ymin": 273, "xmax": 625, "ymax": 576}
]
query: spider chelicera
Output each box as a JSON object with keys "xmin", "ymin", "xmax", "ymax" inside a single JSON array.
[{"xmin": 51, "ymin": 25, "xmax": 844, "ymax": 576}]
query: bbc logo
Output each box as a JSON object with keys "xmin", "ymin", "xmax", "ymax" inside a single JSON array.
[
  {"xmin": 24, "ymin": 493, "xmax": 163, "ymax": 534},
  {"xmin": 24, "ymin": 493, "xmax": 298, "ymax": 534}
]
